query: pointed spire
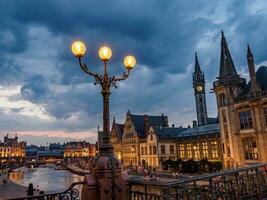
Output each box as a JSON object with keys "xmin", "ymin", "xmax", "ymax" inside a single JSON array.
[
  {"xmin": 219, "ymin": 31, "xmax": 238, "ymax": 78},
  {"xmin": 247, "ymin": 44, "xmax": 253, "ymax": 59},
  {"xmin": 247, "ymin": 44, "xmax": 255, "ymax": 77},
  {"xmin": 195, "ymin": 52, "xmax": 201, "ymax": 73},
  {"xmin": 247, "ymin": 44, "xmax": 261, "ymax": 92}
]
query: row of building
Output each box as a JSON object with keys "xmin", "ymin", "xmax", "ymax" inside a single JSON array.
[
  {"xmin": 110, "ymin": 31, "xmax": 267, "ymax": 170},
  {"xmin": 0, "ymin": 135, "xmax": 26, "ymax": 163},
  {"xmin": 0, "ymin": 135, "xmax": 96, "ymax": 164},
  {"xmin": 110, "ymin": 112, "xmax": 220, "ymax": 169}
]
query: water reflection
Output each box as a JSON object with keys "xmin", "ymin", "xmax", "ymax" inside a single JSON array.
[{"xmin": 10, "ymin": 164, "xmax": 84, "ymax": 193}]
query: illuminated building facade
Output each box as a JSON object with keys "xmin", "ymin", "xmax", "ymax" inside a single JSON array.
[
  {"xmin": 176, "ymin": 124, "xmax": 221, "ymax": 161},
  {"xmin": 213, "ymin": 32, "xmax": 267, "ymax": 168},
  {"xmin": 110, "ymin": 117, "xmax": 124, "ymax": 160},
  {"xmin": 64, "ymin": 141, "xmax": 96, "ymax": 159},
  {"xmin": 0, "ymin": 134, "xmax": 26, "ymax": 163}
]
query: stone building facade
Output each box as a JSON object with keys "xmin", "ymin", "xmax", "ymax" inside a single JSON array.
[
  {"xmin": 0, "ymin": 134, "xmax": 26, "ymax": 163},
  {"xmin": 176, "ymin": 124, "xmax": 221, "ymax": 161},
  {"xmin": 213, "ymin": 32, "xmax": 267, "ymax": 168},
  {"xmin": 110, "ymin": 117, "xmax": 124, "ymax": 160},
  {"xmin": 110, "ymin": 111, "xmax": 169, "ymax": 167},
  {"xmin": 122, "ymin": 112, "xmax": 169, "ymax": 167},
  {"xmin": 139, "ymin": 126, "xmax": 184, "ymax": 169},
  {"xmin": 64, "ymin": 141, "xmax": 96, "ymax": 159}
]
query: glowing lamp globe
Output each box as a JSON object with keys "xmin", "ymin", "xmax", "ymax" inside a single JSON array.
[
  {"xmin": 99, "ymin": 46, "xmax": 112, "ymax": 62},
  {"xmin": 124, "ymin": 55, "xmax": 136, "ymax": 70},
  {"xmin": 71, "ymin": 41, "xmax": 86, "ymax": 57}
]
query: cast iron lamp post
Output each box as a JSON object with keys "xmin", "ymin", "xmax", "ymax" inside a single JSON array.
[
  {"xmin": 71, "ymin": 40, "xmax": 136, "ymax": 155},
  {"xmin": 71, "ymin": 41, "xmax": 136, "ymax": 200}
]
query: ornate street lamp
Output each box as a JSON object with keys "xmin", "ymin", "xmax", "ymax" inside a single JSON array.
[
  {"xmin": 71, "ymin": 41, "xmax": 136, "ymax": 155},
  {"xmin": 71, "ymin": 41, "xmax": 136, "ymax": 200}
]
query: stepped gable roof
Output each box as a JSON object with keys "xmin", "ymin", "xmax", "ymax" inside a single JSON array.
[
  {"xmin": 238, "ymin": 66, "xmax": 267, "ymax": 97},
  {"xmin": 179, "ymin": 123, "xmax": 219, "ymax": 138},
  {"xmin": 130, "ymin": 114, "xmax": 168, "ymax": 138},
  {"xmin": 154, "ymin": 127, "xmax": 187, "ymax": 139},
  {"xmin": 114, "ymin": 123, "xmax": 124, "ymax": 140}
]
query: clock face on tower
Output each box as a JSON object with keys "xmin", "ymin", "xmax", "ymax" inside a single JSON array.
[{"xmin": 196, "ymin": 85, "xmax": 203, "ymax": 92}]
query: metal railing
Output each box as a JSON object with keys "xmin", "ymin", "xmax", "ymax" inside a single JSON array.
[
  {"xmin": 127, "ymin": 163, "xmax": 267, "ymax": 200},
  {"xmin": 7, "ymin": 181, "xmax": 86, "ymax": 200}
]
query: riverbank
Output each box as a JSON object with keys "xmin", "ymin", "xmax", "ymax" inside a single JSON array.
[{"xmin": 65, "ymin": 164, "xmax": 90, "ymax": 176}]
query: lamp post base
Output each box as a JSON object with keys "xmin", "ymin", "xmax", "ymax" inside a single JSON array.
[{"xmin": 82, "ymin": 154, "xmax": 128, "ymax": 200}]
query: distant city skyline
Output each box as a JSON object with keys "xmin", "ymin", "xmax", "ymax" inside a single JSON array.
[{"xmin": 0, "ymin": 0, "xmax": 267, "ymax": 145}]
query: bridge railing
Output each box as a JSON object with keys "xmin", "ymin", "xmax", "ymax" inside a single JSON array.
[
  {"xmin": 7, "ymin": 181, "xmax": 86, "ymax": 200},
  {"xmin": 127, "ymin": 163, "xmax": 267, "ymax": 200}
]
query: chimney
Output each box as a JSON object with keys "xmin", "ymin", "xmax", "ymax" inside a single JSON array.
[{"xmin": 193, "ymin": 120, "xmax": 197, "ymax": 128}]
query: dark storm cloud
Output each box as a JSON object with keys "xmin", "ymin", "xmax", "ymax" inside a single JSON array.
[{"xmin": 0, "ymin": 0, "xmax": 267, "ymax": 139}]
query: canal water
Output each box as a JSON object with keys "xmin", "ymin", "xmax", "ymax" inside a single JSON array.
[{"xmin": 9, "ymin": 164, "xmax": 84, "ymax": 193}]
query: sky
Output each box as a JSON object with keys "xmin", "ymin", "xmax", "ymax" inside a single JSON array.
[{"xmin": 0, "ymin": 0, "xmax": 267, "ymax": 145}]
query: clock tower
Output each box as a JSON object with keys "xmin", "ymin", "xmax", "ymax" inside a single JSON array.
[{"xmin": 193, "ymin": 52, "xmax": 208, "ymax": 126}]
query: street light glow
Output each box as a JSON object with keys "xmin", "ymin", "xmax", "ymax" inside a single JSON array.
[
  {"xmin": 99, "ymin": 46, "xmax": 112, "ymax": 62},
  {"xmin": 124, "ymin": 55, "xmax": 136, "ymax": 70},
  {"xmin": 71, "ymin": 41, "xmax": 86, "ymax": 57}
]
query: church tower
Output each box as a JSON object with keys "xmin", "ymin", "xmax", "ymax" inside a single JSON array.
[
  {"xmin": 193, "ymin": 52, "xmax": 208, "ymax": 126},
  {"xmin": 213, "ymin": 31, "xmax": 246, "ymax": 168}
]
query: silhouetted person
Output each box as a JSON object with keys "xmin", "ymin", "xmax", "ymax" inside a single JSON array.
[{"xmin": 27, "ymin": 183, "xmax": 34, "ymax": 196}]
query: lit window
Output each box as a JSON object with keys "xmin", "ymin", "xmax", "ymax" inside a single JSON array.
[
  {"xmin": 149, "ymin": 145, "xmax": 152, "ymax": 155},
  {"xmin": 211, "ymin": 141, "xmax": 218, "ymax": 159},
  {"xmin": 239, "ymin": 111, "xmax": 253, "ymax": 129},
  {"xmin": 153, "ymin": 146, "xmax": 157, "ymax": 154},
  {"xmin": 202, "ymin": 142, "xmax": 208, "ymax": 158},
  {"xmin": 243, "ymin": 137, "xmax": 258, "ymax": 160},
  {"xmin": 179, "ymin": 144, "xmax": 185, "ymax": 159},
  {"xmin": 186, "ymin": 144, "xmax": 192, "ymax": 159},
  {"xmin": 194, "ymin": 143, "xmax": 200, "ymax": 160}
]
